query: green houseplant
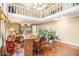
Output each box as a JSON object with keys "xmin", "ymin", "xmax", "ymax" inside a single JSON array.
[
  {"xmin": 39, "ymin": 29, "xmax": 60, "ymax": 41},
  {"xmin": 39, "ymin": 28, "xmax": 60, "ymax": 49},
  {"xmin": 47, "ymin": 29, "xmax": 60, "ymax": 42},
  {"xmin": 47, "ymin": 29, "xmax": 60, "ymax": 49}
]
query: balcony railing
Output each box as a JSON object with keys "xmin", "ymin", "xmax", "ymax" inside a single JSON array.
[
  {"xmin": 7, "ymin": 3, "xmax": 79, "ymax": 19},
  {"xmin": 42, "ymin": 3, "xmax": 79, "ymax": 18},
  {"xmin": 7, "ymin": 4, "xmax": 41, "ymax": 18}
]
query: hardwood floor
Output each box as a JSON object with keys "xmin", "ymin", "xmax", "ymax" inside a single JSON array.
[
  {"xmin": 13, "ymin": 41, "xmax": 79, "ymax": 56},
  {"xmin": 33, "ymin": 41, "xmax": 79, "ymax": 56}
]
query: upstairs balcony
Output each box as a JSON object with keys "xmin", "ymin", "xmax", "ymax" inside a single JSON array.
[
  {"xmin": 0, "ymin": 3, "xmax": 78, "ymax": 24},
  {"xmin": 7, "ymin": 3, "xmax": 41, "ymax": 19},
  {"xmin": 42, "ymin": 3, "xmax": 79, "ymax": 18},
  {"xmin": 7, "ymin": 3, "xmax": 79, "ymax": 19}
]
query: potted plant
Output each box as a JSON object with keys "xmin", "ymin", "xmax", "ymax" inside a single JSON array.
[
  {"xmin": 47, "ymin": 29, "xmax": 60, "ymax": 49},
  {"xmin": 39, "ymin": 29, "xmax": 60, "ymax": 50}
]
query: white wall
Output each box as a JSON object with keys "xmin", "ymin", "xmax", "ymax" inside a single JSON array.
[{"xmin": 37, "ymin": 16, "xmax": 79, "ymax": 46}]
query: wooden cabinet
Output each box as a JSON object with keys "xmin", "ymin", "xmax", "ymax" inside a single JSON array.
[{"xmin": 24, "ymin": 39, "xmax": 33, "ymax": 56}]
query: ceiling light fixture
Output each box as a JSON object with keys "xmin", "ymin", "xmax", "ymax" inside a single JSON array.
[
  {"xmin": 9, "ymin": 28, "xmax": 14, "ymax": 31},
  {"xmin": 21, "ymin": 24, "xmax": 24, "ymax": 26}
]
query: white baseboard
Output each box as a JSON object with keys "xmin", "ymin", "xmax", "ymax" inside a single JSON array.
[{"xmin": 61, "ymin": 41, "xmax": 79, "ymax": 47}]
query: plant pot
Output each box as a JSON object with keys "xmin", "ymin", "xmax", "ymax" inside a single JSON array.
[
  {"xmin": 48, "ymin": 40, "xmax": 53, "ymax": 50},
  {"xmin": 49, "ymin": 40, "xmax": 53, "ymax": 43}
]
